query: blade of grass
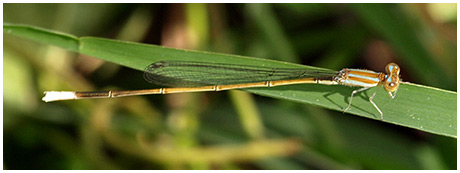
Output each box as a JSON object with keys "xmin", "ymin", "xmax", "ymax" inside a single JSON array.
[
  {"xmin": 3, "ymin": 23, "xmax": 79, "ymax": 51},
  {"xmin": 4, "ymin": 23, "xmax": 456, "ymax": 138},
  {"xmin": 245, "ymin": 4, "xmax": 299, "ymax": 63}
]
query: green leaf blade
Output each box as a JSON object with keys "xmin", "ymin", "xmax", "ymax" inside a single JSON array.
[{"xmin": 3, "ymin": 23, "xmax": 79, "ymax": 52}]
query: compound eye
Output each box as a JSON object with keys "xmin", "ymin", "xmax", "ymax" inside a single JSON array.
[{"xmin": 385, "ymin": 63, "xmax": 400, "ymax": 75}]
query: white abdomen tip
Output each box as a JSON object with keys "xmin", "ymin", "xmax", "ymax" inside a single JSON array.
[{"xmin": 42, "ymin": 91, "xmax": 77, "ymax": 102}]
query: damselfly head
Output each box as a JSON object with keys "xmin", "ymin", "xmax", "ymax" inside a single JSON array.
[{"xmin": 383, "ymin": 62, "xmax": 401, "ymax": 98}]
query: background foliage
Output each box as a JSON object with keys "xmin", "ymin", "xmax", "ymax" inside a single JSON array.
[{"xmin": 3, "ymin": 3, "xmax": 457, "ymax": 169}]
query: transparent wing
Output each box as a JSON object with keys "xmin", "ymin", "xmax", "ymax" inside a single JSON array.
[{"xmin": 143, "ymin": 61, "xmax": 339, "ymax": 87}]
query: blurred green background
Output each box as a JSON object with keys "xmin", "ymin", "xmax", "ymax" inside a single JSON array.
[{"xmin": 3, "ymin": 3, "xmax": 457, "ymax": 169}]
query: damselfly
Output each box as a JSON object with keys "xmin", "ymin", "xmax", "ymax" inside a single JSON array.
[{"xmin": 42, "ymin": 61, "xmax": 401, "ymax": 120}]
